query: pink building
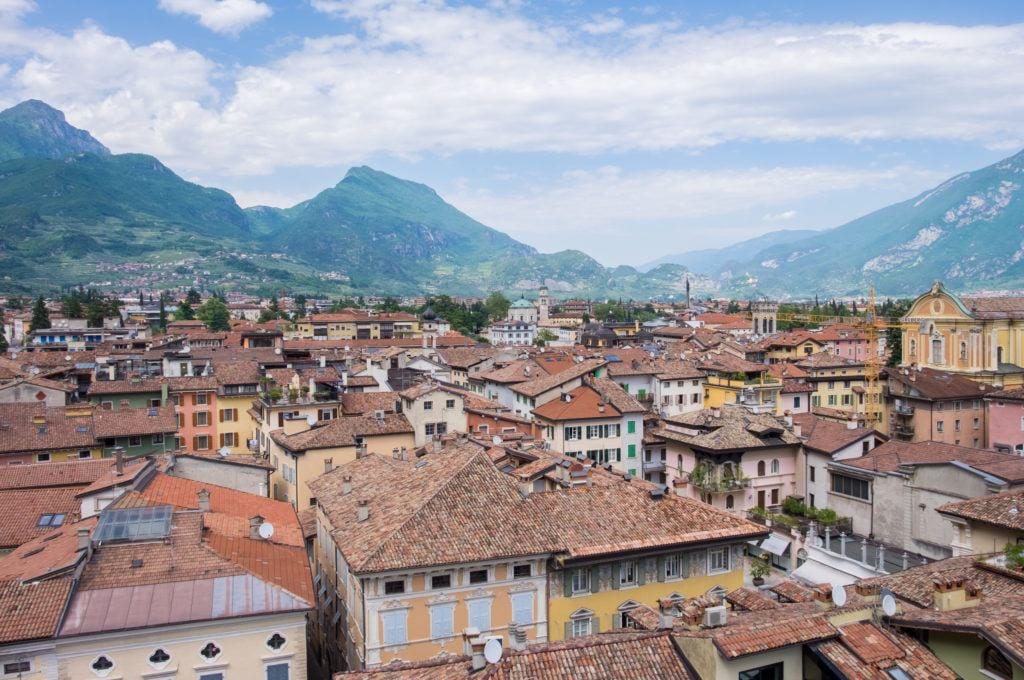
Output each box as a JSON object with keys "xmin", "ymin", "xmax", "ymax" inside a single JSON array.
[
  {"xmin": 651, "ymin": 405, "xmax": 803, "ymax": 514},
  {"xmin": 986, "ymin": 388, "xmax": 1024, "ymax": 454}
]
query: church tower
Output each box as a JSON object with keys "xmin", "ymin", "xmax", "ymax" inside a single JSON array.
[{"xmin": 538, "ymin": 285, "xmax": 550, "ymax": 323}]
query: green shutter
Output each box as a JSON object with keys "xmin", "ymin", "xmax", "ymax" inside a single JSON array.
[
  {"xmin": 629, "ymin": 468, "xmax": 637, "ymax": 476},
  {"xmin": 563, "ymin": 571, "xmax": 573, "ymax": 598},
  {"xmin": 564, "ymin": 621, "xmax": 573, "ymax": 639},
  {"xmin": 590, "ymin": 567, "xmax": 600, "ymax": 593},
  {"xmin": 628, "ymin": 444, "xmax": 636, "ymax": 458},
  {"xmin": 656, "ymin": 557, "xmax": 666, "ymax": 582},
  {"xmin": 592, "ymin": 615, "xmax": 600, "ymax": 633},
  {"xmin": 611, "ymin": 564, "xmax": 620, "ymax": 589},
  {"xmin": 621, "ymin": 383, "xmax": 629, "ymax": 392},
  {"xmin": 638, "ymin": 562, "xmax": 647, "ymax": 586},
  {"xmin": 627, "ymin": 420, "xmax": 636, "ymax": 434}
]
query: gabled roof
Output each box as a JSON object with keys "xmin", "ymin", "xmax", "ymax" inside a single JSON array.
[
  {"xmin": 937, "ymin": 488, "xmax": 1024, "ymax": 530},
  {"xmin": 509, "ymin": 358, "xmax": 606, "ymax": 398},
  {"xmin": 656, "ymin": 406, "xmax": 801, "ymax": 452},
  {"xmin": 795, "ymin": 351, "xmax": 864, "ymax": 370},
  {"xmin": 836, "ymin": 440, "xmax": 1024, "ymax": 482},
  {"xmin": 270, "ymin": 413, "xmax": 414, "ymax": 452},
  {"xmin": 885, "ymin": 366, "xmax": 997, "ymax": 400},
  {"xmin": 793, "ymin": 413, "xmax": 874, "ymax": 454}
]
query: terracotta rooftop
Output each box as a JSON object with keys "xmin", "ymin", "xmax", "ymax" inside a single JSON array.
[
  {"xmin": 937, "ymin": 488, "xmax": 1024, "ymax": 530},
  {"xmin": 87, "ymin": 376, "xmax": 164, "ymax": 395},
  {"xmin": 509, "ymin": 359, "xmax": 606, "ymax": 398},
  {"xmin": 532, "ymin": 384, "xmax": 625, "ymax": 422},
  {"xmin": 861, "ymin": 554, "xmax": 1024, "ymax": 608},
  {"xmin": 885, "ymin": 366, "xmax": 997, "ymax": 400},
  {"xmin": 813, "ymin": 622, "xmax": 957, "ymax": 679},
  {"xmin": 836, "ymin": 440, "xmax": 1024, "ymax": 482},
  {"xmin": 436, "ymin": 347, "xmax": 497, "ymax": 370},
  {"xmin": 92, "ymin": 404, "xmax": 178, "ymax": 438},
  {"xmin": 270, "ymin": 413, "xmax": 414, "ymax": 452},
  {"xmin": 0, "ymin": 403, "xmax": 96, "ymax": 454},
  {"xmin": 961, "ymin": 295, "xmax": 1024, "ymax": 319},
  {"xmin": 0, "ymin": 458, "xmax": 117, "ymax": 490},
  {"xmin": 795, "ymin": 351, "xmax": 864, "ymax": 370},
  {"xmin": 0, "ymin": 487, "xmax": 79, "ymax": 549},
  {"xmin": 0, "ymin": 577, "xmax": 74, "ymax": 644},
  {"xmin": 341, "ymin": 392, "xmax": 401, "ymax": 415},
  {"xmin": 676, "ymin": 602, "xmax": 835, "ymax": 658},
  {"xmin": 725, "ymin": 586, "xmax": 779, "ymax": 611},
  {"xmin": 656, "ymin": 406, "xmax": 801, "ymax": 453},
  {"xmin": 792, "ymin": 413, "xmax": 875, "ymax": 454},
  {"xmin": 338, "ymin": 630, "xmax": 695, "ymax": 679}
]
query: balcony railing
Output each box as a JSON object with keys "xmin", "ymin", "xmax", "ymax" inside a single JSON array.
[
  {"xmin": 688, "ymin": 474, "xmax": 750, "ymax": 494},
  {"xmin": 894, "ymin": 403, "xmax": 915, "ymax": 416},
  {"xmin": 892, "ymin": 424, "xmax": 915, "ymax": 439},
  {"xmin": 643, "ymin": 459, "xmax": 666, "ymax": 473}
]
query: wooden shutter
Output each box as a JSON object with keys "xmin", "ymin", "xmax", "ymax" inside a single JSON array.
[
  {"xmin": 564, "ymin": 622, "xmax": 573, "ymax": 640},
  {"xmin": 611, "ymin": 564, "xmax": 620, "ymax": 590},
  {"xmin": 656, "ymin": 557, "xmax": 666, "ymax": 582},
  {"xmin": 591, "ymin": 616, "xmax": 600, "ymax": 633},
  {"xmin": 192, "ymin": 436, "xmax": 199, "ymax": 450},
  {"xmin": 589, "ymin": 567, "xmax": 600, "ymax": 594},
  {"xmin": 219, "ymin": 409, "xmax": 224, "ymax": 423},
  {"xmin": 638, "ymin": 561, "xmax": 647, "ymax": 586},
  {"xmin": 233, "ymin": 409, "xmax": 239, "ymax": 421},
  {"xmin": 190, "ymin": 393, "xmax": 196, "ymax": 406},
  {"xmin": 219, "ymin": 434, "xmax": 225, "ymax": 447},
  {"xmin": 563, "ymin": 571, "xmax": 573, "ymax": 598},
  {"xmin": 192, "ymin": 413, "xmax": 198, "ymax": 427}
]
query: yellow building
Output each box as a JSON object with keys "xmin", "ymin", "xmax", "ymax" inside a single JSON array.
[
  {"xmin": 267, "ymin": 412, "xmax": 415, "ymax": 509},
  {"xmin": 307, "ymin": 439, "xmax": 765, "ymax": 674},
  {"xmin": 937, "ymin": 488, "xmax": 1024, "ymax": 557},
  {"xmin": 292, "ymin": 311, "xmax": 422, "ymax": 341},
  {"xmin": 215, "ymin": 362, "xmax": 263, "ymax": 455},
  {"xmin": 902, "ymin": 281, "xmax": 1024, "ymax": 387},
  {"xmin": 697, "ymin": 354, "xmax": 783, "ymax": 415},
  {"xmin": 795, "ymin": 351, "xmax": 880, "ymax": 415}
]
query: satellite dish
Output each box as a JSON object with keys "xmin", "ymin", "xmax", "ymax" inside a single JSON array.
[
  {"xmin": 881, "ymin": 589, "xmax": 897, "ymax": 616},
  {"xmin": 483, "ymin": 637, "xmax": 503, "ymax": 664},
  {"xmin": 258, "ymin": 522, "xmax": 275, "ymax": 540},
  {"xmin": 218, "ymin": 446, "xmax": 230, "ymax": 457},
  {"xmin": 492, "ymin": 435, "xmax": 502, "ymax": 446},
  {"xmin": 306, "ymin": 414, "xmax": 317, "ymax": 427},
  {"xmin": 831, "ymin": 584, "xmax": 847, "ymax": 607}
]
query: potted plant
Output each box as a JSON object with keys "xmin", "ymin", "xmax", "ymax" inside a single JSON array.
[
  {"xmin": 750, "ymin": 554, "xmax": 771, "ymax": 586},
  {"xmin": 268, "ymin": 387, "xmax": 284, "ymax": 403}
]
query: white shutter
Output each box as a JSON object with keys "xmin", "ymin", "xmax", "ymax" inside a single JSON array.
[
  {"xmin": 430, "ymin": 603, "xmax": 455, "ymax": 639},
  {"xmin": 381, "ymin": 610, "xmax": 407, "ymax": 645},
  {"xmin": 468, "ymin": 599, "xmax": 491, "ymax": 632},
  {"xmin": 511, "ymin": 592, "xmax": 533, "ymax": 626}
]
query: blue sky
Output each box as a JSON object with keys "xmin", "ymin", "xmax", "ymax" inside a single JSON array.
[{"xmin": 2, "ymin": 0, "xmax": 1024, "ymax": 267}]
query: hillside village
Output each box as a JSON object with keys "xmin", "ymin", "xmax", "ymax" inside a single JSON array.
[{"xmin": 0, "ymin": 281, "xmax": 1023, "ymax": 680}]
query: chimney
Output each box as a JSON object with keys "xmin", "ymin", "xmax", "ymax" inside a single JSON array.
[
  {"xmin": 76, "ymin": 527, "xmax": 91, "ymax": 553},
  {"xmin": 563, "ymin": 393, "xmax": 572, "ymax": 403},
  {"xmin": 508, "ymin": 624, "xmax": 527, "ymax": 651},
  {"xmin": 319, "ymin": 354, "xmax": 326, "ymax": 368},
  {"xmin": 793, "ymin": 423, "xmax": 802, "ymax": 438},
  {"xmin": 783, "ymin": 410, "xmax": 793, "ymax": 427},
  {"xmin": 356, "ymin": 444, "xmax": 368, "ymax": 458},
  {"xmin": 342, "ymin": 371, "xmax": 349, "ymax": 387},
  {"xmin": 357, "ymin": 499, "xmax": 370, "ymax": 522},
  {"xmin": 813, "ymin": 583, "xmax": 834, "ymax": 608},
  {"xmin": 932, "ymin": 576, "xmax": 981, "ymax": 611},
  {"xmin": 115, "ymin": 448, "xmax": 124, "ymax": 476},
  {"xmin": 341, "ymin": 475, "xmax": 352, "ymax": 495},
  {"xmin": 197, "ymin": 488, "xmax": 211, "ymax": 512},
  {"xmin": 249, "ymin": 515, "xmax": 264, "ymax": 539}
]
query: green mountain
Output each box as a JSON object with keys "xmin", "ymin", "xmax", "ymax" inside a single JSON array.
[
  {"xmin": 0, "ymin": 100, "xmax": 109, "ymax": 163},
  {"xmin": 0, "ymin": 100, "xmax": 691, "ymax": 297},
  {"xmin": 640, "ymin": 229, "xmax": 819, "ymax": 274},
  {"xmin": 721, "ymin": 150, "xmax": 1024, "ymax": 298}
]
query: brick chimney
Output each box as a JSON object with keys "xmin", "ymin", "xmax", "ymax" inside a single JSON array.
[
  {"xmin": 249, "ymin": 515, "xmax": 265, "ymax": 539},
  {"xmin": 932, "ymin": 576, "xmax": 981, "ymax": 612},
  {"xmin": 197, "ymin": 488, "xmax": 211, "ymax": 512}
]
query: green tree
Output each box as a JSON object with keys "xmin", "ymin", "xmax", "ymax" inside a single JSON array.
[
  {"xmin": 0, "ymin": 326, "xmax": 7, "ymax": 352},
  {"xmin": 726, "ymin": 300, "xmax": 741, "ymax": 314},
  {"xmin": 29, "ymin": 295, "xmax": 50, "ymax": 332},
  {"xmin": 483, "ymin": 291, "xmax": 511, "ymax": 320},
  {"xmin": 186, "ymin": 288, "xmax": 202, "ymax": 305},
  {"xmin": 197, "ymin": 297, "xmax": 231, "ymax": 331},
  {"xmin": 176, "ymin": 299, "xmax": 195, "ymax": 321},
  {"xmin": 62, "ymin": 291, "xmax": 84, "ymax": 319},
  {"xmin": 158, "ymin": 294, "xmax": 168, "ymax": 331},
  {"xmin": 535, "ymin": 329, "xmax": 558, "ymax": 347},
  {"xmin": 294, "ymin": 294, "xmax": 308, "ymax": 319},
  {"xmin": 85, "ymin": 299, "xmax": 107, "ymax": 327}
]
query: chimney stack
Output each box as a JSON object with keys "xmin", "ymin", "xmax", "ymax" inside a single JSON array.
[
  {"xmin": 793, "ymin": 423, "xmax": 802, "ymax": 438},
  {"xmin": 249, "ymin": 515, "xmax": 264, "ymax": 539},
  {"xmin": 508, "ymin": 624, "xmax": 527, "ymax": 651},
  {"xmin": 319, "ymin": 354, "xmax": 326, "ymax": 368},
  {"xmin": 115, "ymin": 448, "xmax": 124, "ymax": 476},
  {"xmin": 357, "ymin": 499, "xmax": 370, "ymax": 522},
  {"xmin": 197, "ymin": 488, "xmax": 211, "ymax": 512},
  {"xmin": 76, "ymin": 527, "xmax": 91, "ymax": 553},
  {"xmin": 341, "ymin": 475, "xmax": 352, "ymax": 495}
]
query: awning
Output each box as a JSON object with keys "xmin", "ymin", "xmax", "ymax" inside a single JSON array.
[
  {"xmin": 761, "ymin": 534, "xmax": 791, "ymax": 557},
  {"xmin": 791, "ymin": 559, "xmax": 857, "ymax": 588}
]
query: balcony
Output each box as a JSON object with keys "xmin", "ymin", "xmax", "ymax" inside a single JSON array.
[
  {"xmin": 643, "ymin": 459, "xmax": 666, "ymax": 473},
  {"xmin": 892, "ymin": 424, "xmax": 915, "ymax": 440},
  {"xmin": 687, "ymin": 465, "xmax": 751, "ymax": 494},
  {"xmin": 894, "ymin": 403, "xmax": 915, "ymax": 416}
]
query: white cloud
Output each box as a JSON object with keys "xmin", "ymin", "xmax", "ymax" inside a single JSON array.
[
  {"xmin": 763, "ymin": 210, "xmax": 797, "ymax": 222},
  {"xmin": 0, "ymin": 3, "xmax": 1023, "ymax": 180},
  {"xmin": 158, "ymin": 0, "xmax": 271, "ymax": 35},
  {"xmin": 227, "ymin": 187, "xmax": 309, "ymax": 208}
]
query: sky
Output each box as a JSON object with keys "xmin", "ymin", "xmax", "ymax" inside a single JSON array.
[{"xmin": 2, "ymin": 1, "xmax": 1024, "ymax": 267}]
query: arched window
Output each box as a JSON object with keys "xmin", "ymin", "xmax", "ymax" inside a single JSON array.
[
  {"xmin": 770, "ymin": 459, "xmax": 780, "ymax": 475},
  {"xmin": 725, "ymin": 494, "xmax": 734, "ymax": 509},
  {"xmin": 982, "ymin": 645, "xmax": 1012, "ymax": 680},
  {"xmin": 960, "ymin": 342, "xmax": 967, "ymax": 361},
  {"xmin": 757, "ymin": 461, "xmax": 766, "ymax": 476},
  {"xmin": 147, "ymin": 649, "xmax": 170, "ymax": 669}
]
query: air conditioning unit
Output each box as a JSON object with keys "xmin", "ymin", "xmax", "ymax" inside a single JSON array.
[{"xmin": 703, "ymin": 605, "xmax": 727, "ymax": 628}]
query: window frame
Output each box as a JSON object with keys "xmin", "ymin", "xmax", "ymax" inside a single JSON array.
[
  {"xmin": 707, "ymin": 547, "xmax": 730, "ymax": 575},
  {"xmin": 381, "ymin": 609, "xmax": 408, "ymax": 646},
  {"xmin": 429, "ymin": 602, "xmax": 456, "ymax": 640}
]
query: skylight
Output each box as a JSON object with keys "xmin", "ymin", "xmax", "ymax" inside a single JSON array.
[{"xmin": 93, "ymin": 505, "xmax": 172, "ymax": 543}]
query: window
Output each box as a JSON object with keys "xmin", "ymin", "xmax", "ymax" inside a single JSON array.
[
  {"xmin": 3, "ymin": 661, "xmax": 31, "ymax": 674},
  {"xmin": 129, "ymin": 436, "xmax": 142, "ymax": 447},
  {"xmin": 430, "ymin": 603, "xmax": 455, "ymax": 639},
  {"xmin": 936, "ymin": 420, "xmax": 944, "ymax": 433},
  {"xmin": 200, "ymin": 642, "xmax": 221, "ymax": 660},
  {"xmin": 955, "ymin": 419, "xmax": 961, "ymax": 432},
  {"xmin": 757, "ymin": 460, "xmax": 765, "ymax": 476},
  {"xmin": 151, "ymin": 433, "xmax": 163, "ymax": 445},
  {"xmin": 266, "ymin": 633, "xmax": 286, "ymax": 651},
  {"xmin": 469, "ymin": 569, "xmax": 489, "ymax": 584},
  {"xmin": 195, "ymin": 392, "xmax": 209, "ymax": 405},
  {"xmin": 423, "ymin": 400, "xmax": 433, "ymax": 411},
  {"xmin": 794, "ymin": 396, "xmax": 801, "ymax": 408},
  {"xmin": 266, "ymin": 663, "xmax": 289, "ymax": 680},
  {"xmin": 220, "ymin": 432, "xmax": 238, "ymax": 447},
  {"xmin": 954, "ymin": 400, "xmax": 962, "ymax": 411},
  {"xmin": 171, "ymin": 394, "xmax": 181, "ymax": 406},
  {"xmin": 513, "ymin": 564, "xmax": 532, "ymax": 579},
  {"xmin": 148, "ymin": 648, "xmax": 170, "ymax": 667},
  {"xmin": 809, "ymin": 466, "xmax": 816, "ymax": 482},
  {"xmin": 831, "ymin": 473, "xmax": 870, "ymax": 500},
  {"xmin": 384, "ymin": 579, "xmax": 405, "ymax": 595},
  {"xmin": 468, "ymin": 598, "xmax": 491, "ymax": 632},
  {"xmin": 571, "ymin": 568, "xmax": 590, "ymax": 593},
  {"xmin": 430, "ymin": 574, "xmax": 451, "ymax": 589},
  {"xmin": 739, "ymin": 662, "xmax": 783, "ymax": 680},
  {"xmin": 445, "ymin": 399, "xmax": 456, "ymax": 409},
  {"xmin": 193, "ymin": 435, "xmax": 211, "ymax": 451},
  {"xmin": 36, "ymin": 452, "xmax": 50, "ymax": 462},
  {"xmin": 38, "ymin": 513, "xmax": 65, "ymax": 527},
  {"xmin": 90, "ymin": 656, "xmax": 114, "ymax": 675},
  {"xmin": 627, "ymin": 444, "xmax": 636, "ymax": 458},
  {"xmin": 708, "ymin": 547, "xmax": 729, "ymax": 574},
  {"xmin": 982, "ymin": 645, "xmax": 1012, "ymax": 680},
  {"xmin": 381, "ymin": 610, "xmax": 408, "ymax": 645},
  {"xmin": 771, "ymin": 488, "xmax": 779, "ymax": 505},
  {"xmin": 571, "ymin": 615, "xmax": 592, "ymax": 638},
  {"xmin": 770, "ymin": 459, "xmax": 780, "ymax": 474},
  {"xmin": 619, "ymin": 560, "xmax": 638, "ymax": 586},
  {"xmin": 220, "ymin": 408, "xmax": 236, "ymax": 422},
  {"xmin": 664, "ymin": 554, "xmax": 683, "ymax": 579},
  {"xmin": 564, "ymin": 426, "xmax": 582, "ymax": 441},
  {"xmin": 511, "ymin": 592, "xmax": 533, "ymax": 625},
  {"xmin": 725, "ymin": 494, "xmax": 735, "ymax": 509},
  {"xmin": 627, "ymin": 420, "xmax": 636, "ymax": 434}
]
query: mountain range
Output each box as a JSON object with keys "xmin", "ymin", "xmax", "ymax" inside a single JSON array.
[{"xmin": 0, "ymin": 99, "xmax": 1022, "ymax": 299}]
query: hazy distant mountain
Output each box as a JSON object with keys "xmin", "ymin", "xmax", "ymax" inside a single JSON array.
[
  {"xmin": 722, "ymin": 150, "xmax": 1024, "ymax": 297},
  {"xmin": 640, "ymin": 229, "xmax": 819, "ymax": 274},
  {"xmin": 0, "ymin": 100, "xmax": 109, "ymax": 163}
]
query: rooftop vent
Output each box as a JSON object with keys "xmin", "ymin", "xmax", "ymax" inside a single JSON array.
[{"xmin": 131, "ymin": 558, "xmax": 144, "ymax": 569}]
